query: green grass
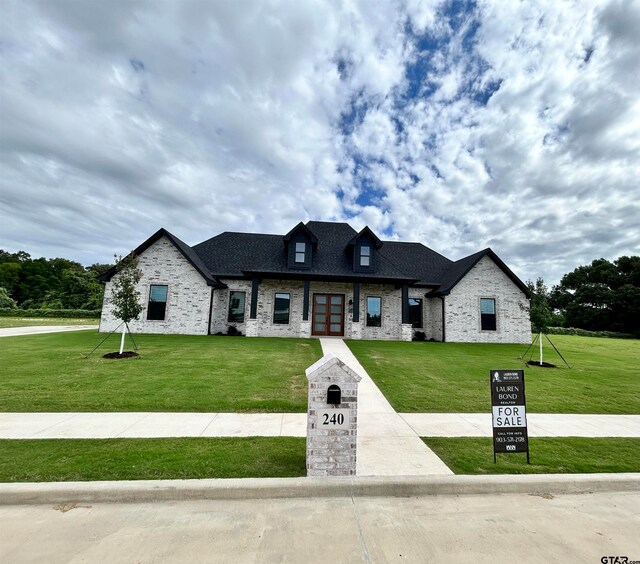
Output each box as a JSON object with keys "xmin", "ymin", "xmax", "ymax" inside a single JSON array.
[
  {"xmin": 423, "ymin": 437, "xmax": 640, "ymax": 474},
  {"xmin": 0, "ymin": 332, "xmax": 322, "ymax": 412},
  {"xmin": 0, "ymin": 317, "xmax": 98, "ymax": 328},
  {"xmin": 0, "ymin": 438, "xmax": 306, "ymax": 482},
  {"xmin": 347, "ymin": 336, "xmax": 640, "ymax": 414}
]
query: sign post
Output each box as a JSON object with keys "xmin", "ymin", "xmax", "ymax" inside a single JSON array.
[{"xmin": 490, "ymin": 369, "xmax": 530, "ymax": 464}]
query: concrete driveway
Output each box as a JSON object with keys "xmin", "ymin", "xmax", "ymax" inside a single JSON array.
[{"xmin": 0, "ymin": 325, "xmax": 98, "ymax": 337}]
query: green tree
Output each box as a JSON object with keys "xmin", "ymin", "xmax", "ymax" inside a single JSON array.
[
  {"xmin": 110, "ymin": 254, "xmax": 143, "ymax": 354},
  {"xmin": 526, "ymin": 278, "xmax": 553, "ymax": 333},
  {"xmin": 0, "ymin": 286, "xmax": 17, "ymax": 308},
  {"xmin": 550, "ymin": 256, "xmax": 640, "ymax": 335}
]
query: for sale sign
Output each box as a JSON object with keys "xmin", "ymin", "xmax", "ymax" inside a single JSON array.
[{"xmin": 490, "ymin": 369, "xmax": 530, "ymax": 463}]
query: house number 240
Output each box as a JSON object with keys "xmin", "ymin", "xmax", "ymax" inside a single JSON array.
[{"xmin": 322, "ymin": 413, "xmax": 345, "ymax": 425}]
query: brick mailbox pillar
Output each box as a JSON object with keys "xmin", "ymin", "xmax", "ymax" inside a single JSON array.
[{"xmin": 306, "ymin": 353, "xmax": 361, "ymax": 477}]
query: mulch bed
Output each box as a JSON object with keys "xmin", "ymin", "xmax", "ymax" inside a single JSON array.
[
  {"xmin": 102, "ymin": 351, "xmax": 139, "ymax": 359},
  {"xmin": 526, "ymin": 360, "xmax": 556, "ymax": 368}
]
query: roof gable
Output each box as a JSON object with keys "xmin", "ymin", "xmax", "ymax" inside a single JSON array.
[
  {"xmin": 432, "ymin": 248, "xmax": 530, "ymax": 298},
  {"xmin": 100, "ymin": 228, "xmax": 225, "ymax": 288},
  {"xmin": 283, "ymin": 222, "xmax": 318, "ymax": 247},
  {"xmin": 347, "ymin": 226, "xmax": 383, "ymax": 249}
]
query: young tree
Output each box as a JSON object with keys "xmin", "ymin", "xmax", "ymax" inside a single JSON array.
[
  {"xmin": 0, "ymin": 286, "xmax": 17, "ymax": 309},
  {"xmin": 110, "ymin": 254, "xmax": 143, "ymax": 354},
  {"xmin": 526, "ymin": 278, "xmax": 553, "ymax": 333}
]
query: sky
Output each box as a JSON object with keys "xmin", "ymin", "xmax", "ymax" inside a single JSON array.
[{"xmin": 1, "ymin": 0, "xmax": 639, "ymax": 286}]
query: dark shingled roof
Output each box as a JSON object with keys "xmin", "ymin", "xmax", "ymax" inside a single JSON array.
[{"xmin": 106, "ymin": 222, "xmax": 529, "ymax": 297}]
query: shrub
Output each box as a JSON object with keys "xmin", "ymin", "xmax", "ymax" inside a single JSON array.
[
  {"xmin": 546, "ymin": 326, "xmax": 635, "ymax": 339},
  {"xmin": 227, "ymin": 325, "xmax": 243, "ymax": 336},
  {"xmin": 412, "ymin": 330, "xmax": 426, "ymax": 341}
]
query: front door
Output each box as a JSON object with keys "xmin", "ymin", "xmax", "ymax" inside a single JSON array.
[{"xmin": 312, "ymin": 294, "xmax": 344, "ymax": 336}]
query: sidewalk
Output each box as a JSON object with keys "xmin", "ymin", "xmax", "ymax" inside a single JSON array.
[
  {"xmin": 2, "ymin": 412, "xmax": 638, "ymax": 439},
  {"xmin": 401, "ymin": 413, "xmax": 640, "ymax": 437}
]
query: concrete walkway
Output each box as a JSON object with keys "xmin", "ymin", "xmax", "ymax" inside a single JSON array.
[
  {"xmin": 0, "ymin": 325, "xmax": 98, "ymax": 337},
  {"xmin": 319, "ymin": 338, "xmax": 453, "ymax": 476}
]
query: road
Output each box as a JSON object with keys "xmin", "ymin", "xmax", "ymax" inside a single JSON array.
[{"xmin": 1, "ymin": 491, "xmax": 637, "ymax": 563}]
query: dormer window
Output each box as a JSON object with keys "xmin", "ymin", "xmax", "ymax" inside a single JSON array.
[
  {"xmin": 284, "ymin": 222, "xmax": 318, "ymax": 270},
  {"xmin": 360, "ymin": 246, "xmax": 370, "ymax": 267},
  {"xmin": 349, "ymin": 226, "xmax": 382, "ymax": 273}
]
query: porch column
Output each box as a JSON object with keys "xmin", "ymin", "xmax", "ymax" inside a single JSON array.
[
  {"xmin": 352, "ymin": 282, "xmax": 360, "ymax": 322},
  {"xmin": 401, "ymin": 285, "xmax": 410, "ymax": 324},
  {"xmin": 303, "ymin": 280, "xmax": 310, "ymax": 321},
  {"xmin": 250, "ymin": 278, "xmax": 260, "ymax": 319}
]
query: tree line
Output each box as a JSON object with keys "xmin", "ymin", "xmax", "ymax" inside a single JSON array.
[
  {"xmin": 0, "ymin": 250, "xmax": 110, "ymax": 311},
  {"xmin": 528, "ymin": 256, "xmax": 640, "ymax": 336}
]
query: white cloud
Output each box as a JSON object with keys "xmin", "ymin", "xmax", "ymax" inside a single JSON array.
[{"xmin": 0, "ymin": 0, "xmax": 638, "ymax": 285}]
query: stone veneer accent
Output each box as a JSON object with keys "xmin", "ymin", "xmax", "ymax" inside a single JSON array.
[
  {"xmin": 306, "ymin": 354, "xmax": 361, "ymax": 477},
  {"xmin": 100, "ymin": 236, "xmax": 211, "ymax": 335},
  {"xmin": 444, "ymin": 255, "xmax": 530, "ymax": 343}
]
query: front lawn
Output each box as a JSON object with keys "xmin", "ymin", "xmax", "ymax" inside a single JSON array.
[
  {"xmin": 347, "ymin": 336, "xmax": 639, "ymax": 414},
  {"xmin": 423, "ymin": 437, "xmax": 640, "ymax": 474},
  {"xmin": 0, "ymin": 438, "xmax": 306, "ymax": 482},
  {"xmin": 1, "ymin": 332, "xmax": 322, "ymax": 412}
]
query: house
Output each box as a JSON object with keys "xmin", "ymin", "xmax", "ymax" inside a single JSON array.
[{"xmin": 99, "ymin": 221, "xmax": 531, "ymax": 343}]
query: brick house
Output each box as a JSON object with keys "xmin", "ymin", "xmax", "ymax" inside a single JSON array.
[{"xmin": 99, "ymin": 221, "xmax": 531, "ymax": 343}]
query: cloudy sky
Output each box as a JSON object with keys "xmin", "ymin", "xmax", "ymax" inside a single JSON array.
[{"xmin": 1, "ymin": 0, "xmax": 639, "ymax": 285}]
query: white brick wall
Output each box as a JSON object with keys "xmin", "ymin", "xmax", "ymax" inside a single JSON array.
[
  {"xmin": 100, "ymin": 237, "xmax": 211, "ymax": 335},
  {"xmin": 424, "ymin": 297, "xmax": 444, "ymax": 341},
  {"xmin": 444, "ymin": 256, "xmax": 530, "ymax": 344}
]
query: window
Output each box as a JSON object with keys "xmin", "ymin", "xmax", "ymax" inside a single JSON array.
[
  {"xmin": 147, "ymin": 284, "xmax": 168, "ymax": 321},
  {"xmin": 360, "ymin": 245, "xmax": 370, "ymax": 267},
  {"xmin": 273, "ymin": 293, "xmax": 290, "ymax": 324},
  {"xmin": 227, "ymin": 291, "xmax": 246, "ymax": 323},
  {"xmin": 295, "ymin": 242, "xmax": 305, "ymax": 263},
  {"xmin": 408, "ymin": 298, "xmax": 423, "ymax": 328},
  {"xmin": 480, "ymin": 298, "xmax": 496, "ymax": 331},
  {"xmin": 366, "ymin": 296, "xmax": 381, "ymax": 327}
]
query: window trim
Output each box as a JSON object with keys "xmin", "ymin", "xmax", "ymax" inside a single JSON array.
[
  {"xmin": 366, "ymin": 295, "xmax": 382, "ymax": 327},
  {"xmin": 273, "ymin": 292, "xmax": 291, "ymax": 325},
  {"xmin": 227, "ymin": 290, "xmax": 246, "ymax": 323},
  {"xmin": 146, "ymin": 284, "xmax": 169, "ymax": 321},
  {"xmin": 294, "ymin": 242, "xmax": 306, "ymax": 264},
  {"xmin": 479, "ymin": 297, "xmax": 497, "ymax": 331},
  {"xmin": 360, "ymin": 245, "xmax": 371, "ymax": 267}
]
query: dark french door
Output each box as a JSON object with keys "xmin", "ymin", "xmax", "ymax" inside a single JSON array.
[{"xmin": 312, "ymin": 294, "xmax": 344, "ymax": 336}]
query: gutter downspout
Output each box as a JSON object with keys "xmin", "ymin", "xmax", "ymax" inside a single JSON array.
[{"xmin": 441, "ymin": 296, "xmax": 446, "ymax": 342}]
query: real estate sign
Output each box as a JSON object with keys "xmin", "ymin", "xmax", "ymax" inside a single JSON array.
[{"xmin": 490, "ymin": 369, "xmax": 530, "ymax": 463}]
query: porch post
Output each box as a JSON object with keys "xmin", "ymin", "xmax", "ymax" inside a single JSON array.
[
  {"xmin": 303, "ymin": 280, "xmax": 310, "ymax": 321},
  {"xmin": 250, "ymin": 278, "xmax": 259, "ymax": 319},
  {"xmin": 352, "ymin": 282, "xmax": 360, "ymax": 322},
  {"xmin": 401, "ymin": 285, "xmax": 409, "ymax": 324}
]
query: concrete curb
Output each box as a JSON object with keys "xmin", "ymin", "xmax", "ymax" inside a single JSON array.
[{"xmin": 1, "ymin": 473, "xmax": 638, "ymax": 505}]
